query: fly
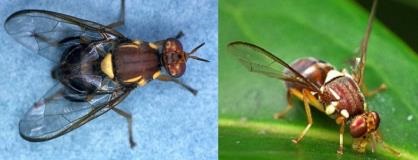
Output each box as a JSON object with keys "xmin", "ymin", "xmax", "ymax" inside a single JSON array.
[
  {"xmin": 5, "ymin": 0, "xmax": 209, "ymax": 148},
  {"xmin": 227, "ymin": 0, "xmax": 399, "ymax": 156}
]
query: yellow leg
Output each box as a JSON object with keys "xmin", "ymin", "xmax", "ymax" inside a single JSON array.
[
  {"xmin": 274, "ymin": 88, "xmax": 324, "ymax": 119},
  {"xmin": 362, "ymin": 83, "xmax": 387, "ymax": 97},
  {"xmin": 292, "ymin": 89, "xmax": 314, "ymax": 144},
  {"xmin": 336, "ymin": 116, "xmax": 346, "ymax": 154},
  {"xmin": 274, "ymin": 90, "xmax": 293, "ymax": 119},
  {"xmin": 286, "ymin": 88, "xmax": 324, "ymax": 112}
]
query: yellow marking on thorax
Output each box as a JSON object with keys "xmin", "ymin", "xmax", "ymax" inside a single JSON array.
[
  {"xmin": 124, "ymin": 76, "xmax": 143, "ymax": 83},
  {"xmin": 149, "ymin": 42, "xmax": 158, "ymax": 49},
  {"xmin": 100, "ymin": 53, "xmax": 114, "ymax": 79},
  {"xmin": 133, "ymin": 40, "xmax": 142, "ymax": 45},
  {"xmin": 138, "ymin": 79, "xmax": 147, "ymax": 86},
  {"xmin": 120, "ymin": 44, "xmax": 139, "ymax": 49},
  {"xmin": 152, "ymin": 71, "xmax": 161, "ymax": 79}
]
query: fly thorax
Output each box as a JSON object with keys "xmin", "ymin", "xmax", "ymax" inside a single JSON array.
[
  {"xmin": 322, "ymin": 74, "xmax": 365, "ymax": 119},
  {"xmin": 111, "ymin": 42, "xmax": 160, "ymax": 86}
]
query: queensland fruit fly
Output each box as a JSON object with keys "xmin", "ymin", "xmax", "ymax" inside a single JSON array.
[
  {"xmin": 227, "ymin": 0, "xmax": 400, "ymax": 156},
  {"xmin": 5, "ymin": 0, "xmax": 208, "ymax": 148}
]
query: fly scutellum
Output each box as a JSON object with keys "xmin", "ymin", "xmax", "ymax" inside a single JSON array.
[
  {"xmin": 227, "ymin": 0, "xmax": 400, "ymax": 156},
  {"xmin": 5, "ymin": 0, "xmax": 208, "ymax": 148}
]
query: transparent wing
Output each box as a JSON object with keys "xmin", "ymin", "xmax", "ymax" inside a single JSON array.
[
  {"xmin": 19, "ymin": 82, "xmax": 133, "ymax": 141},
  {"xmin": 4, "ymin": 10, "xmax": 126, "ymax": 62},
  {"xmin": 227, "ymin": 41, "xmax": 320, "ymax": 92}
]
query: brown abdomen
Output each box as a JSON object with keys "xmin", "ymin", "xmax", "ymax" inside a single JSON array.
[
  {"xmin": 284, "ymin": 57, "xmax": 334, "ymax": 91},
  {"xmin": 113, "ymin": 43, "xmax": 160, "ymax": 84},
  {"xmin": 323, "ymin": 76, "xmax": 365, "ymax": 116}
]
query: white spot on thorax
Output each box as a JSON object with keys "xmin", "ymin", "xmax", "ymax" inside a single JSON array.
[
  {"xmin": 325, "ymin": 70, "xmax": 343, "ymax": 84},
  {"xmin": 341, "ymin": 109, "xmax": 349, "ymax": 118},
  {"xmin": 329, "ymin": 88, "xmax": 341, "ymax": 100},
  {"xmin": 325, "ymin": 101, "xmax": 338, "ymax": 115}
]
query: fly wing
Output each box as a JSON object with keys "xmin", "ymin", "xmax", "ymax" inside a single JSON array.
[
  {"xmin": 4, "ymin": 10, "xmax": 127, "ymax": 62},
  {"xmin": 228, "ymin": 41, "xmax": 320, "ymax": 92},
  {"xmin": 19, "ymin": 82, "xmax": 133, "ymax": 141}
]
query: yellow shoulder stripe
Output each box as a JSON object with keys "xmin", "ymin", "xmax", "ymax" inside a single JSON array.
[
  {"xmin": 101, "ymin": 53, "xmax": 114, "ymax": 79},
  {"xmin": 124, "ymin": 76, "xmax": 143, "ymax": 83}
]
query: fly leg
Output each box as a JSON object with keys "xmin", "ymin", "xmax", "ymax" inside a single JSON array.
[
  {"xmin": 273, "ymin": 90, "xmax": 293, "ymax": 119},
  {"xmin": 107, "ymin": 0, "xmax": 125, "ymax": 29},
  {"xmin": 292, "ymin": 89, "xmax": 315, "ymax": 143},
  {"xmin": 362, "ymin": 83, "xmax": 386, "ymax": 97},
  {"xmin": 336, "ymin": 116, "xmax": 346, "ymax": 154},
  {"xmin": 275, "ymin": 88, "xmax": 324, "ymax": 119},
  {"xmin": 156, "ymin": 75, "xmax": 198, "ymax": 95},
  {"xmin": 112, "ymin": 107, "xmax": 136, "ymax": 148}
]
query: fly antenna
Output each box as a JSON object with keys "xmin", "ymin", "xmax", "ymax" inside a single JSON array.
[
  {"xmin": 356, "ymin": 0, "xmax": 378, "ymax": 86},
  {"xmin": 187, "ymin": 42, "xmax": 209, "ymax": 62}
]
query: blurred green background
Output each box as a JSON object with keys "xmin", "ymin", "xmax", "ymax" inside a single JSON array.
[
  {"xmin": 356, "ymin": 0, "xmax": 418, "ymax": 54},
  {"xmin": 219, "ymin": 0, "xmax": 418, "ymax": 159}
]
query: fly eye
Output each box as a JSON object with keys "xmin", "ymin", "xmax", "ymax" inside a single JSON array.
[
  {"xmin": 173, "ymin": 53, "xmax": 181, "ymax": 61},
  {"xmin": 170, "ymin": 53, "xmax": 185, "ymax": 63},
  {"xmin": 350, "ymin": 116, "xmax": 367, "ymax": 138},
  {"xmin": 165, "ymin": 53, "xmax": 177, "ymax": 63}
]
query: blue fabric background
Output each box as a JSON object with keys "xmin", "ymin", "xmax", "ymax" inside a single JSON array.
[{"xmin": 0, "ymin": 0, "xmax": 217, "ymax": 159}]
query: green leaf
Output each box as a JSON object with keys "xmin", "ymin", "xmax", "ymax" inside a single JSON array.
[{"xmin": 219, "ymin": 0, "xmax": 418, "ymax": 159}]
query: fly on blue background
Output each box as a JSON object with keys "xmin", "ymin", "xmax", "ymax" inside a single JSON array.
[{"xmin": 0, "ymin": 0, "xmax": 218, "ymax": 159}]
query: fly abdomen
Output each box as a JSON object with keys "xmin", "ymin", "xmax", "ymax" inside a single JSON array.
[
  {"xmin": 284, "ymin": 57, "xmax": 334, "ymax": 91},
  {"xmin": 56, "ymin": 44, "xmax": 103, "ymax": 96}
]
